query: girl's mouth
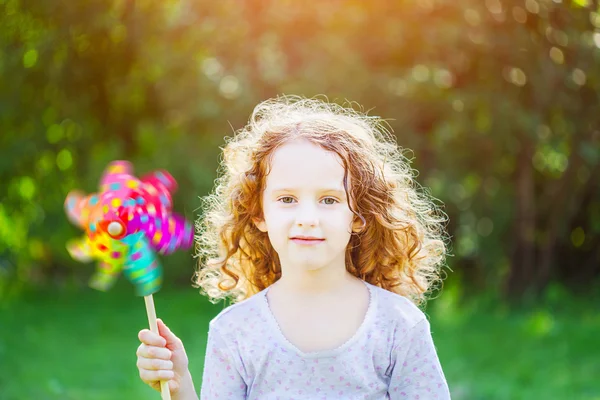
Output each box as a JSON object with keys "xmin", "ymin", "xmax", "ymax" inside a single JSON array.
[{"xmin": 290, "ymin": 237, "xmax": 325, "ymax": 245}]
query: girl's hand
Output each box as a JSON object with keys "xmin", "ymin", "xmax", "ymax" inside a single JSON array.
[{"xmin": 136, "ymin": 318, "xmax": 191, "ymax": 394}]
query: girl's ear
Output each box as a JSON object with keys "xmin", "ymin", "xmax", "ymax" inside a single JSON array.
[
  {"xmin": 351, "ymin": 216, "xmax": 364, "ymax": 233},
  {"xmin": 253, "ymin": 217, "xmax": 268, "ymax": 232}
]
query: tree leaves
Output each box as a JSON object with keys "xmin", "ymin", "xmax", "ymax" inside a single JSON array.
[{"xmin": 1, "ymin": 0, "xmax": 599, "ymax": 301}]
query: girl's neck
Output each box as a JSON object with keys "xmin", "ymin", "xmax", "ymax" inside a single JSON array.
[{"xmin": 273, "ymin": 267, "xmax": 361, "ymax": 296}]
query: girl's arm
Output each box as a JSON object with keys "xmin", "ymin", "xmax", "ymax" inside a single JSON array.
[
  {"xmin": 200, "ymin": 325, "xmax": 248, "ymax": 399},
  {"xmin": 173, "ymin": 371, "xmax": 199, "ymax": 400},
  {"xmin": 388, "ymin": 318, "xmax": 451, "ymax": 399}
]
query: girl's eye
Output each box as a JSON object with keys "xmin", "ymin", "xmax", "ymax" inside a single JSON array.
[
  {"xmin": 277, "ymin": 197, "xmax": 338, "ymax": 205},
  {"xmin": 321, "ymin": 197, "xmax": 339, "ymax": 205},
  {"xmin": 278, "ymin": 196, "xmax": 296, "ymax": 204}
]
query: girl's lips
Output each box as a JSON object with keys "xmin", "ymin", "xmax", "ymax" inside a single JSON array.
[{"xmin": 290, "ymin": 238, "xmax": 325, "ymax": 245}]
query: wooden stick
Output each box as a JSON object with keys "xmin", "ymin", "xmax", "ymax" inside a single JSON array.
[{"xmin": 145, "ymin": 294, "xmax": 171, "ymax": 400}]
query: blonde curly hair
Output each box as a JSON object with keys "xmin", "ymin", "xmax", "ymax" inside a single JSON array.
[{"xmin": 193, "ymin": 95, "xmax": 449, "ymax": 306}]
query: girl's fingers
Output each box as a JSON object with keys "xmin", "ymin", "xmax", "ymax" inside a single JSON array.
[
  {"xmin": 136, "ymin": 343, "xmax": 172, "ymax": 360},
  {"xmin": 138, "ymin": 329, "xmax": 167, "ymax": 347},
  {"xmin": 139, "ymin": 368, "xmax": 174, "ymax": 384},
  {"xmin": 137, "ymin": 356, "xmax": 174, "ymax": 371},
  {"xmin": 149, "ymin": 379, "xmax": 179, "ymax": 393}
]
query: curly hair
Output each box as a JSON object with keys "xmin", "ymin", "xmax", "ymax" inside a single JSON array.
[{"xmin": 193, "ymin": 95, "xmax": 450, "ymax": 306}]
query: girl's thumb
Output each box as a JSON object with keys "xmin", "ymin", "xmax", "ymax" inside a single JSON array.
[{"xmin": 157, "ymin": 318, "xmax": 181, "ymax": 347}]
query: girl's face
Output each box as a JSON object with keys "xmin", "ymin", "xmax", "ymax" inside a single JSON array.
[{"xmin": 254, "ymin": 139, "xmax": 359, "ymax": 275}]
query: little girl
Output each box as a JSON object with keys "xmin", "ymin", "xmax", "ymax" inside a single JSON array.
[{"xmin": 136, "ymin": 96, "xmax": 451, "ymax": 399}]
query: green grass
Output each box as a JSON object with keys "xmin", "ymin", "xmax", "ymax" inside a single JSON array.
[
  {"xmin": 429, "ymin": 287, "xmax": 600, "ymax": 400},
  {"xmin": 0, "ymin": 282, "xmax": 221, "ymax": 400},
  {"xmin": 1, "ymin": 283, "xmax": 599, "ymax": 400}
]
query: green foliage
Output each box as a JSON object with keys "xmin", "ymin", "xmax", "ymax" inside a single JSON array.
[{"xmin": 1, "ymin": 0, "xmax": 599, "ymax": 301}]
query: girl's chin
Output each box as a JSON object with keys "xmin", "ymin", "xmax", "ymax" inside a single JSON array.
[
  {"xmin": 283, "ymin": 261, "xmax": 327, "ymax": 271},
  {"xmin": 301, "ymin": 262, "xmax": 332, "ymax": 272}
]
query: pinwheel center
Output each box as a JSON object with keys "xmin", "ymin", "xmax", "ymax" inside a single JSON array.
[{"xmin": 107, "ymin": 221, "xmax": 125, "ymax": 237}]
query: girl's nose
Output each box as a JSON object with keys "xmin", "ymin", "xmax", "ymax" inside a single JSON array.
[{"xmin": 295, "ymin": 203, "xmax": 319, "ymax": 227}]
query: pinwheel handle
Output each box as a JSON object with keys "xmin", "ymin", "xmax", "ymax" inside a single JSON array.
[{"xmin": 144, "ymin": 294, "xmax": 172, "ymax": 400}]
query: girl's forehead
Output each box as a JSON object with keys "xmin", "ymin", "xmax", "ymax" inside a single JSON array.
[
  {"xmin": 265, "ymin": 140, "xmax": 348, "ymax": 190},
  {"xmin": 269, "ymin": 139, "xmax": 342, "ymax": 166}
]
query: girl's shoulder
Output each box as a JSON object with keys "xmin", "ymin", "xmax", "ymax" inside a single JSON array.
[
  {"xmin": 207, "ymin": 288, "xmax": 267, "ymax": 335},
  {"xmin": 366, "ymin": 281, "xmax": 427, "ymax": 330}
]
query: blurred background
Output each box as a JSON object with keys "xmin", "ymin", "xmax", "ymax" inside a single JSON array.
[{"xmin": 1, "ymin": 0, "xmax": 599, "ymax": 399}]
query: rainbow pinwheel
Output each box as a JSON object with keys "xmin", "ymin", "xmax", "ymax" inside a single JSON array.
[
  {"xmin": 65, "ymin": 160, "xmax": 193, "ymax": 400},
  {"xmin": 64, "ymin": 160, "xmax": 194, "ymax": 295}
]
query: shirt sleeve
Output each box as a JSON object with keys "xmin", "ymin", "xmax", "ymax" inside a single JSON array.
[
  {"xmin": 200, "ymin": 325, "xmax": 247, "ymax": 400},
  {"xmin": 387, "ymin": 318, "xmax": 451, "ymax": 399}
]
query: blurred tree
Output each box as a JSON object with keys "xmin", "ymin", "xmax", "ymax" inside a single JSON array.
[{"xmin": 1, "ymin": 0, "xmax": 598, "ymax": 303}]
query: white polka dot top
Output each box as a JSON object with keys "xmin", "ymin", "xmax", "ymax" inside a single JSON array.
[{"xmin": 200, "ymin": 280, "xmax": 451, "ymax": 399}]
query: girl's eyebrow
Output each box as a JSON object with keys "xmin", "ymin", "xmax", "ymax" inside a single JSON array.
[{"xmin": 271, "ymin": 187, "xmax": 346, "ymax": 194}]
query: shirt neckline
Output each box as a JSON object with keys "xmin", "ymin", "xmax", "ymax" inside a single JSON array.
[{"xmin": 261, "ymin": 279, "xmax": 378, "ymax": 359}]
